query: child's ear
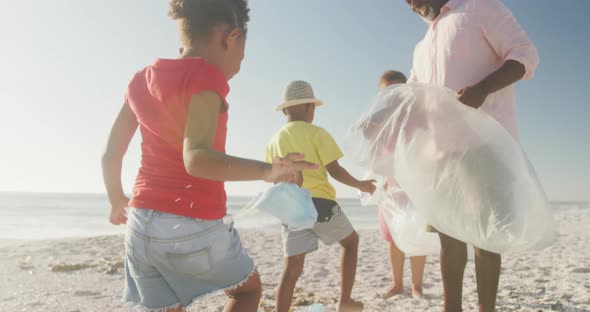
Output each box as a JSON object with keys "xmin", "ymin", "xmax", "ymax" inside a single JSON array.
[{"xmin": 225, "ymin": 27, "xmax": 242, "ymax": 50}]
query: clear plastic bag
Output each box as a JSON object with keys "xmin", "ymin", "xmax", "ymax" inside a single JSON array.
[
  {"xmin": 362, "ymin": 178, "xmax": 439, "ymax": 256},
  {"xmin": 293, "ymin": 303, "xmax": 325, "ymax": 312},
  {"xmin": 235, "ymin": 183, "xmax": 317, "ymax": 231},
  {"xmin": 347, "ymin": 83, "xmax": 555, "ymax": 254}
]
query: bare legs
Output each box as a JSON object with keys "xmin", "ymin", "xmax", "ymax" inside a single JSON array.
[
  {"xmin": 382, "ymin": 239, "xmax": 426, "ymax": 299},
  {"xmin": 475, "ymin": 248, "xmax": 501, "ymax": 312},
  {"xmin": 224, "ymin": 271, "xmax": 262, "ymax": 312},
  {"xmin": 439, "ymin": 232, "xmax": 501, "ymax": 312},
  {"xmin": 410, "ymin": 255, "xmax": 426, "ymax": 298},
  {"xmin": 276, "ymin": 254, "xmax": 306, "ymax": 312},
  {"xmin": 337, "ymin": 231, "xmax": 363, "ymax": 312},
  {"xmin": 276, "ymin": 231, "xmax": 363, "ymax": 312}
]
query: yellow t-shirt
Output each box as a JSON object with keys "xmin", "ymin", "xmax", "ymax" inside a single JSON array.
[{"xmin": 265, "ymin": 121, "xmax": 344, "ymax": 201}]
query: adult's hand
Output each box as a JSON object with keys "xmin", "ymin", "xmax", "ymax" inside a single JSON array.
[{"xmin": 457, "ymin": 84, "xmax": 488, "ymax": 109}]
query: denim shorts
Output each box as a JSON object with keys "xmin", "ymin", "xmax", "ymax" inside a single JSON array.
[{"xmin": 123, "ymin": 208, "xmax": 255, "ymax": 311}]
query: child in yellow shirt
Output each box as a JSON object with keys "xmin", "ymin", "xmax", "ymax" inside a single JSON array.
[{"xmin": 265, "ymin": 80, "xmax": 375, "ymax": 312}]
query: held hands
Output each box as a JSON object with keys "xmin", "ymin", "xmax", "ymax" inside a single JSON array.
[
  {"xmin": 109, "ymin": 196, "xmax": 130, "ymax": 225},
  {"xmin": 458, "ymin": 84, "xmax": 488, "ymax": 109},
  {"xmin": 265, "ymin": 153, "xmax": 318, "ymax": 184},
  {"xmin": 357, "ymin": 179, "xmax": 377, "ymax": 195}
]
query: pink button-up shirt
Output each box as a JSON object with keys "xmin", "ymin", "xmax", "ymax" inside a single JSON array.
[{"xmin": 408, "ymin": 0, "xmax": 539, "ymax": 139}]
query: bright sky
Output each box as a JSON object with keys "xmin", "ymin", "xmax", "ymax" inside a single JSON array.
[{"xmin": 0, "ymin": 1, "xmax": 588, "ymax": 201}]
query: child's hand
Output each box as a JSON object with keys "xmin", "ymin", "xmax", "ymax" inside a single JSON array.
[
  {"xmin": 109, "ymin": 196, "xmax": 130, "ymax": 225},
  {"xmin": 357, "ymin": 180, "xmax": 377, "ymax": 195},
  {"xmin": 265, "ymin": 153, "xmax": 318, "ymax": 184}
]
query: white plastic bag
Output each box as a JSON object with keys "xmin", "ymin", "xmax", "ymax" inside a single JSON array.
[
  {"xmin": 294, "ymin": 304, "xmax": 325, "ymax": 312},
  {"xmin": 361, "ymin": 179, "xmax": 439, "ymax": 256},
  {"xmin": 235, "ymin": 183, "xmax": 317, "ymax": 231},
  {"xmin": 381, "ymin": 189, "xmax": 440, "ymax": 256},
  {"xmin": 347, "ymin": 83, "xmax": 555, "ymax": 254}
]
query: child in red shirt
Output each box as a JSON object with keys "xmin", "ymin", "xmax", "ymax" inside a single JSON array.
[{"xmin": 101, "ymin": 1, "xmax": 315, "ymax": 311}]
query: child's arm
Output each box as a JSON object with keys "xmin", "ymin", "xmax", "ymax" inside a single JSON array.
[
  {"xmin": 102, "ymin": 102, "xmax": 138, "ymax": 225},
  {"xmin": 326, "ymin": 160, "xmax": 376, "ymax": 194},
  {"xmin": 183, "ymin": 91, "xmax": 317, "ymax": 183}
]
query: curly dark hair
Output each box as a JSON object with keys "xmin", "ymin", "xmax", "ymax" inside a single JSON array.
[{"xmin": 168, "ymin": 0, "xmax": 250, "ymax": 45}]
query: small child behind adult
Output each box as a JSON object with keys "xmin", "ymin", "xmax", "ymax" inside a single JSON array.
[{"xmin": 377, "ymin": 71, "xmax": 427, "ymax": 299}]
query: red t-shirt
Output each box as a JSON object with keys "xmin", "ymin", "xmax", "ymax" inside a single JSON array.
[{"xmin": 126, "ymin": 58, "xmax": 229, "ymax": 220}]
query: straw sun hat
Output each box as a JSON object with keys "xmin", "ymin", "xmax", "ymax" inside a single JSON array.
[{"xmin": 275, "ymin": 80, "xmax": 323, "ymax": 112}]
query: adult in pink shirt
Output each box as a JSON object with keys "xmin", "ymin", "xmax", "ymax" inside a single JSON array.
[{"xmin": 404, "ymin": 0, "xmax": 539, "ymax": 311}]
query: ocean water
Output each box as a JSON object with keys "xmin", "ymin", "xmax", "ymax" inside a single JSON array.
[
  {"xmin": 0, "ymin": 192, "xmax": 379, "ymax": 240},
  {"xmin": 0, "ymin": 192, "xmax": 587, "ymax": 240}
]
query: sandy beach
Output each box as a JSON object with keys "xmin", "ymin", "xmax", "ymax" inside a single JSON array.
[{"xmin": 1, "ymin": 207, "xmax": 589, "ymax": 312}]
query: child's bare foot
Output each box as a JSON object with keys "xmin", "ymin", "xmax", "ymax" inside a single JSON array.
[
  {"xmin": 379, "ymin": 285, "xmax": 404, "ymax": 299},
  {"xmin": 338, "ymin": 299, "xmax": 364, "ymax": 312},
  {"xmin": 411, "ymin": 286, "xmax": 423, "ymax": 299}
]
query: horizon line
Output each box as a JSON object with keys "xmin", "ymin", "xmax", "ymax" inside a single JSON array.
[{"xmin": 0, "ymin": 190, "xmax": 589, "ymax": 205}]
